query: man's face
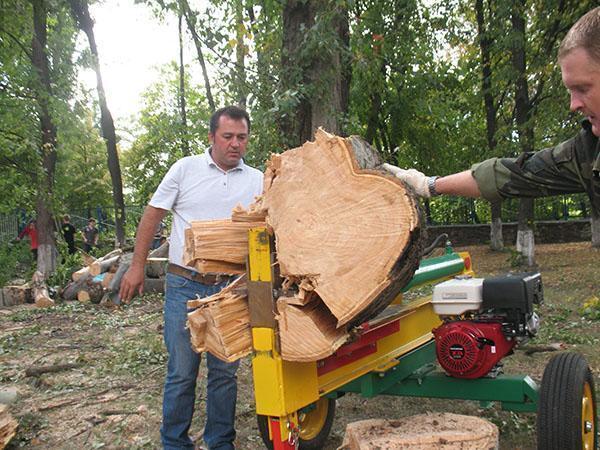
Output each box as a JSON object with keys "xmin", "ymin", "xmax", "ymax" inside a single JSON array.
[
  {"xmin": 208, "ymin": 114, "xmax": 249, "ymax": 171},
  {"xmin": 560, "ymin": 47, "xmax": 600, "ymax": 136}
]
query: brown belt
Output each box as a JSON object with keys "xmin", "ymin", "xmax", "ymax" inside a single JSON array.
[{"xmin": 167, "ymin": 263, "xmax": 233, "ymax": 285}]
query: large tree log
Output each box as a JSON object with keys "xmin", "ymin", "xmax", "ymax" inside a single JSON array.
[
  {"xmin": 262, "ymin": 130, "xmax": 422, "ymax": 328},
  {"xmin": 339, "ymin": 413, "xmax": 499, "ymax": 449},
  {"xmin": 187, "ymin": 131, "xmax": 423, "ymax": 362}
]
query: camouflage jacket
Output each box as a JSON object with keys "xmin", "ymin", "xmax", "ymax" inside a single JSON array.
[{"xmin": 471, "ymin": 120, "xmax": 600, "ymax": 214}]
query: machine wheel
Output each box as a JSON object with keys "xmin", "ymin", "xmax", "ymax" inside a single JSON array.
[
  {"xmin": 537, "ymin": 352, "xmax": 597, "ymax": 450},
  {"xmin": 257, "ymin": 397, "xmax": 336, "ymax": 449}
]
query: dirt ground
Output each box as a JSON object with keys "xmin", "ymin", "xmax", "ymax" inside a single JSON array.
[{"xmin": 1, "ymin": 242, "xmax": 598, "ymax": 449}]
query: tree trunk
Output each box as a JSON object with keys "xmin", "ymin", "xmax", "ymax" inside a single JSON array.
[
  {"xmin": 180, "ymin": 0, "xmax": 215, "ymax": 112},
  {"xmin": 31, "ymin": 0, "xmax": 58, "ymax": 276},
  {"xmin": 490, "ymin": 201, "xmax": 504, "ymax": 250},
  {"xmin": 476, "ymin": 0, "xmax": 504, "ymax": 251},
  {"xmin": 591, "ymin": 210, "xmax": 600, "ymax": 248},
  {"xmin": 177, "ymin": 7, "xmax": 190, "ymax": 156},
  {"xmin": 188, "ymin": 131, "xmax": 424, "ymax": 361},
  {"xmin": 69, "ymin": 0, "xmax": 126, "ymax": 248},
  {"xmin": 280, "ymin": 0, "xmax": 350, "ymax": 147},
  {"xmin": 510, "ymin": 0, "xmax": 535, "ymax": 266}
]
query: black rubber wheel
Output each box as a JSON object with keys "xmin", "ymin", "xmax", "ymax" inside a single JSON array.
[
  {"xmin": 257, "ymin": 397, "xmax": 336, "ymax": 449},
  {"xmin": 537, "ymin": 352, "xmax": 597, "ymax": 450}
]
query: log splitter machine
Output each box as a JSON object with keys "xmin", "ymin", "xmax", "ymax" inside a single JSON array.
[{"xmin": 246, "ymin": 227, "xmax": 597, "ymax": 450}]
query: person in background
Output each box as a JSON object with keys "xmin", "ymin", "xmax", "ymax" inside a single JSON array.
[
  {"xmin": 383, "ymin": 6, "xmax": 599, "ymax": 217},
  {"xmin": 119, "ymin": 106, "xmax": 264, "ymax": 450},
  {"xmin": 17, "ymin": 219, "xmax": 38, "ymax": 261},
  {"xmin": 61, "ymin": 215, "xmax": 76, "ymax": 255},
  {"xmin": 81, "ymin": 218, "xmax": 99, "ymax": 253}
]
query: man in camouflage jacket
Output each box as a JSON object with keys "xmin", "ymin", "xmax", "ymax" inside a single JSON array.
[{"xmin": 383, "ymin": 6, "xmax": 600, "ymax": 216}]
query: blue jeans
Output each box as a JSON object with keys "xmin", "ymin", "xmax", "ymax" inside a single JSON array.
[{"xmin": 161, "ymin": 273, "xmax": 240, "ymax": 450}]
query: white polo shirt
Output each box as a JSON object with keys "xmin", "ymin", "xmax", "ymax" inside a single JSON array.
[{"xmin": 149, "ymin": 151, "xmax": 263, "ymax": 269}]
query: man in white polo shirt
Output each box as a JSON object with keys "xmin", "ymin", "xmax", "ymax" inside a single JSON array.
[{"xmin": 119, "ymin": 105, "xmax": 263, "ymax": 450}]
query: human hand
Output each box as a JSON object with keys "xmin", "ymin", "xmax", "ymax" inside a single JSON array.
[
  {"xmin": 119, "ymin": 265, "xmax": 145, "ymax": 302},
  {"xmin": 382, "ymin": 163, "xmax": 431, "ymax": 198}
]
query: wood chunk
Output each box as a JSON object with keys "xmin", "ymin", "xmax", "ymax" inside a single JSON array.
[
  {"xmin": 72, "ymin": 266, "xmax": 90, "ymax": 281},
  {"xmin": 184, "ymin": 220, "xmax": 266, "ymax": 267},
  {"xmin": 0, "ymin": 404, "xmax": 18, "ymax": 449},
  {"xmin": 89, "ymin": 255, "xmax": 120, "ymax": 276},
  {"xmin": 100, "ymin": 272, "xmax": 115, "ymax": 289},
  {"xmin": 193, "ymin": 259, "xmax": 245, "ymax": 275},
  {"xmin": 339, "ymin": 413, "xmax": 499, "ymax": 450},
  {"xmin": 276, "ymin": 300, "xmax": 348, "ymax": 362},
  {"xmin": 1, "ymin": 285, "xmax": 32, "ymax": 306},
  {"xmin": 187, "ymin": 277, "xmax": 252, "ymax": 362},
  {"xmin": 261, "ymin": 129, "xmax": 422, "ymax": 327},
  {"xmin": 31, "ymin": 271, "xmax": 53, "ymax": 308},
  {"xmin": 231, "ymin": 202, "xmax": 267, "ymax": 222}
]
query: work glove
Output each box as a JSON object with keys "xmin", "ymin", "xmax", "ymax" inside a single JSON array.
[{"xmin": 382, "ymin": 163, "xmax": 432, "ymax": 198}]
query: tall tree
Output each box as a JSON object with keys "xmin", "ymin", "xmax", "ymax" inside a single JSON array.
[
  {"xmin": 180, "ymin": 0, "xmax": 216, "ymax": 112},
  {"xmin": 475, "ymin": 0, "xmax": 503, "ymax": 249},
  {"xmin": 69, "ymin": 0, "xmax": 126, "ymax": 248},
  {"xmin": 177, "ymin": 5, "xmax": 190, "ymax": 155},
  {"xmin": 30, "ymin": 0, "xmax": 58, "ymax": 275},
  {"xmin": 510, "ymin": 0, "xmax": 536, "ymax": 266}
]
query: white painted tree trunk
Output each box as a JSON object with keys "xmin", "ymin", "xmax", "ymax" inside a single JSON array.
[
  {"xmin": 516, "ymin": 229, "xmax": 535, "ymax": 267},
  {"xmin": 591, "ymin": 212, "xmax": 600, "ymax": 248}
]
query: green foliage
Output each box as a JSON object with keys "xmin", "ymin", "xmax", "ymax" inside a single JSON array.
[
  {"xmin": 46, "ymin": 248, "xmax": 83, "ymax": 289},
  {"xmin": 581, "ymin": 297, "xmax": 600, "ymax": 321},
  {"xmin": 0, "ymin": 241, "xmax": 34, "ymax": 286}
]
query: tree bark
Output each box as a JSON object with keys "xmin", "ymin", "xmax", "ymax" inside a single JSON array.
[
  {"xmin": 476, "ymin": 0, "xmax": 503, "ymax": 250},
  {"xmin": 591, "ymin": 210, "xmax": 600, "ymax": 248},
  {"xmin": 31, "ymin": 0, "xmax": 58, "ymax": 276},
  {"xmin": 69, "ymin": 0, "xmax": 126, "ymax": 248}
]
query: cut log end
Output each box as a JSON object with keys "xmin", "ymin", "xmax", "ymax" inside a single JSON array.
[{"xmin": 340, "ymin": 413, "xmax": 499, "ymax": 450}]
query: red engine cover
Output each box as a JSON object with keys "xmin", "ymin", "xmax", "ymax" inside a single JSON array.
[{"xmin": 432, "ymin": 321, "xmax": 516, "ymax": 379}]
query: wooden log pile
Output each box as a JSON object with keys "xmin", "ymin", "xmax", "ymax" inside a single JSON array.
[{"xmin": 188, "ymin": 130, "xmax": 423, "ymax": 362}]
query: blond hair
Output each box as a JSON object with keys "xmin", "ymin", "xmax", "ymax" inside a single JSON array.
[{"xmin": 558, "ymin": 7, "xmax": 600, "ymax": 63}]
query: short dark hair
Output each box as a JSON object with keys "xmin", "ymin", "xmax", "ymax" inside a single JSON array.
[
  {"xmin": 88, "ymin": 218, "xmax": 96, "ymax": 223},
  {"xmin": 209, "ymin": 105, "xmax": 250, "ymax": 135},
  {"xmin": 559, "ymin": 7, "xmax": 600, "ymax": 64}
]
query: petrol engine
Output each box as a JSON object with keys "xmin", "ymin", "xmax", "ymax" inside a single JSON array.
[{"xmin": 431, "ymin": 272, "xmax": 543, "ymax": 379}]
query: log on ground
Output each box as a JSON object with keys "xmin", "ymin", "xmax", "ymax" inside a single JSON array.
[
  {"xmin": 1, "ymin": 285, "xmax": 32, "ymax": 306},
  {"xmin": 31, "ymin": 271, "xmax": 53, "ymax": 308},
  {"xmin": 339, "ymin": 413, "xmax": 499, "ymax": 450},
  {"xmin": 0, "ymin": 404, "xmax": 18, "ymax": 449}
]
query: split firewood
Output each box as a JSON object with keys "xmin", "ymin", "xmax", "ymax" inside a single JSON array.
[
  {"xmin": 339, "ymin": 413, "xmax": 498, "ymax": 450},
  {"xmin": 231, "ymin": 202, "xmax": 267, "ymax": 222},
  {"xmin": 187, "ymin": 277, "xmax": 251, "ymax": 362},
  {"xmin": 1, "ymin": 284, "xmax": 32, "ymax": 306},
  {"xmin": 80, "ymin": 251, "xmax": 96, "ymax": 266},
  {"xmin": 71, "ymin": 266, "xmax": 90, "ymax": 281},
  {"xmin": 31, "ymin": 271, "xmax": 53, "ymax": 308},
  {"xmin": 185, "ymin": 130, "xmax": 423, "ymax": 362},
  {"xmin": 0, "ymin": 404, "xmax": 18, "ymax": 449},
  {"xmin": 183, "ymin": 220, "xmax": 266, "ymax": 269}
]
